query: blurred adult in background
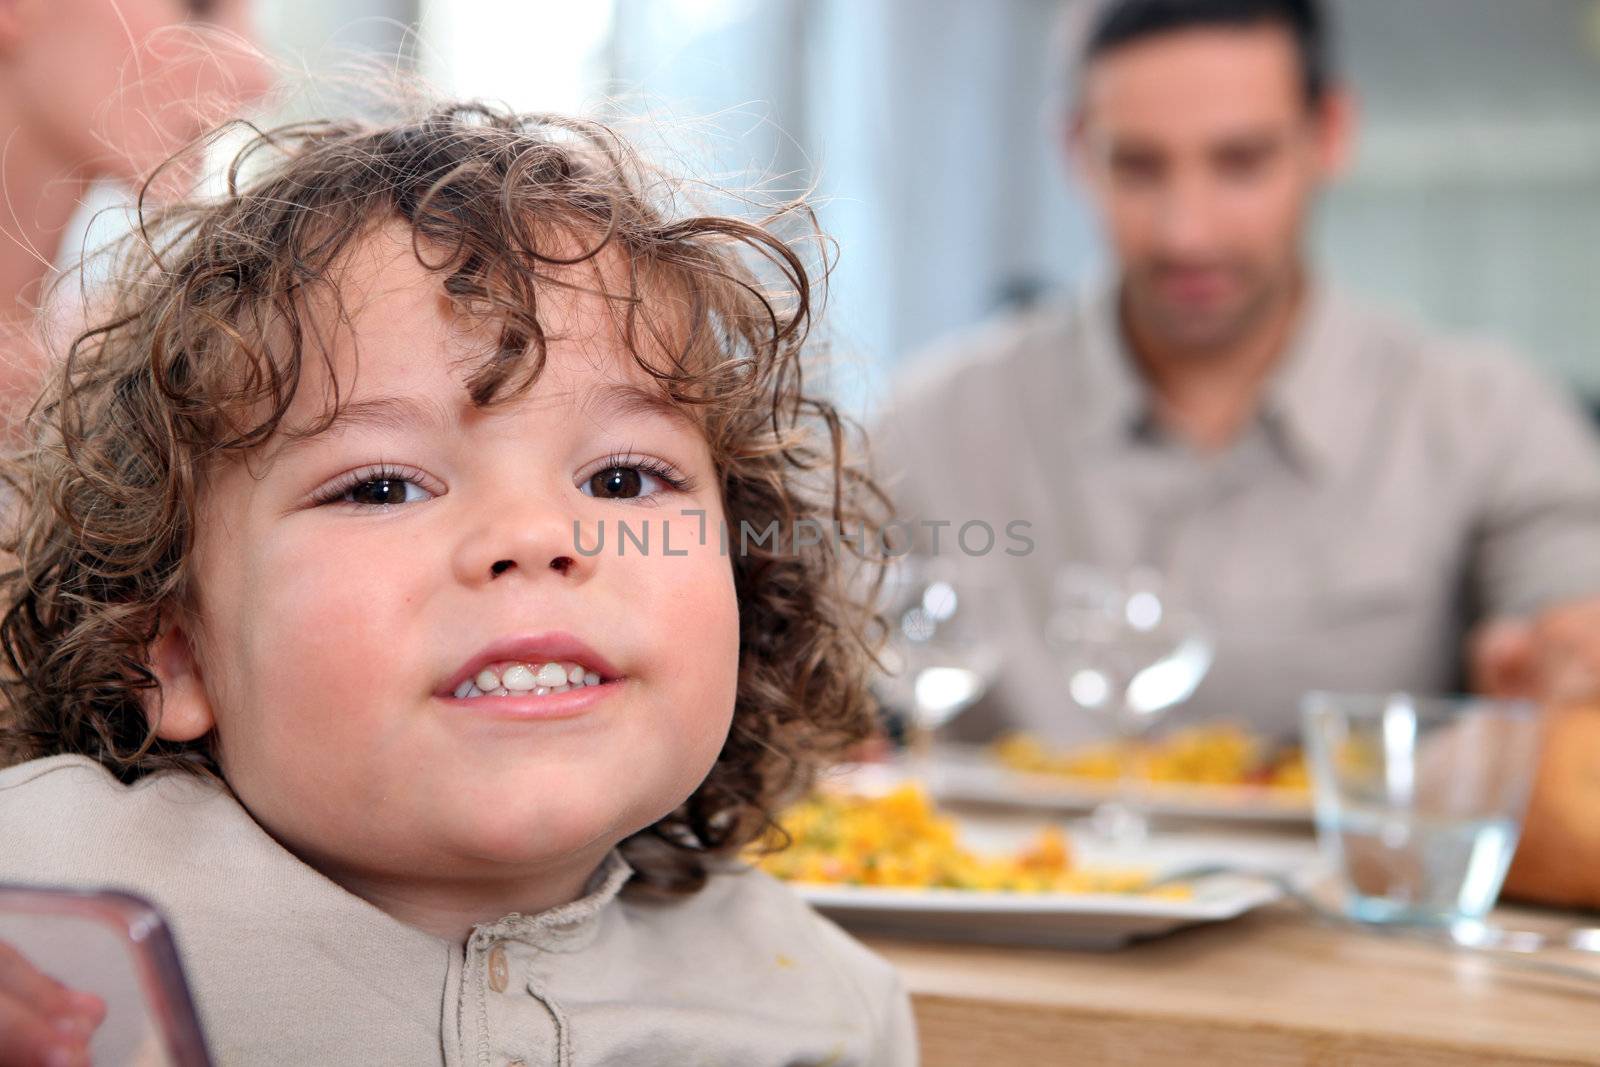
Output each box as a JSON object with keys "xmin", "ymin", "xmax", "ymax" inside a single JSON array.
[
  {"xmin": 877, "ymin": 0, "xmax": 1600, "ymax": 744},
  {"xmin": 0, "ymin": 0, "xmax": 269, "ymax": 405}
]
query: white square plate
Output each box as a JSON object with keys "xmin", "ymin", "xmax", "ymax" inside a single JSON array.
[
  {"xmin": 796, "ymin": 828, "xmax": 1322, "ymax": 950},
  {"xmin": 926, "ymin": 744, "xmax": 1313, "ymax": 826}
]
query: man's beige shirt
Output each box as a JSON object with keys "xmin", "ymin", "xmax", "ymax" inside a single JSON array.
[
  {"xmin": 877, "ymin": 284, "xmax": 1600, "ymax": 742},
  {"xmin": 0, "ymin": 756, "xmax": 916, "ymax": 1066}
]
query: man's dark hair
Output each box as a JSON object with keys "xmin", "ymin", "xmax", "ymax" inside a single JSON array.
[{"xmin": 1082, "ymin": 0, "xmax": 1332, "ymax": 104}]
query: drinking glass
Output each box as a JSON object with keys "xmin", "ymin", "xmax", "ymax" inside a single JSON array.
[
  {"xmin": 1301, "ymin": 692, "xmax": 1541, "ymax": 927},
  {"xmin": 1047, "ymin": 565, "xmax": 1214, "ymax": 845},
  {"xmin": 876, "ymin": 557, "xmax": 1001, "ymax": 771}
]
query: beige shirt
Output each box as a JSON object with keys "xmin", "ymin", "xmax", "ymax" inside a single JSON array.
[
  {"xmin": 877, "ymin": 284, "xmax": 1600, "ymax": 742},
  {"xmin": 0, "ymin": 756, "xmax": 916, "ymax": 1066}
]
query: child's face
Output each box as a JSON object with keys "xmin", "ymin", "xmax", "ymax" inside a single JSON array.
[{"xmin": 155, "ymin": 229, "xmax": 740, "ymax": 912}]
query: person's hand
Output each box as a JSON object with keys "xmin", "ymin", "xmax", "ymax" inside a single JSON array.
[
  {"xmin": 1470, "ymin": 598, "xmax": 1600, "ymax": 703},
  {"xmin": 0, "ymin": 941, "xmax": 105, "ymax": 1067}
]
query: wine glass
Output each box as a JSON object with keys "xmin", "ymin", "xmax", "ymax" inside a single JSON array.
[
  {"xmin": 1047, "ymin": 565, "xmax": 1214, "ymax": 846},
  {"xmin": 875, "ymin": 557, "xmax": 1002, "ymax": 776}
]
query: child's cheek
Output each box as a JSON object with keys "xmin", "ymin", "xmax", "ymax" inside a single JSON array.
[
  {"xmin": 634, "ymin": 528, "xmax": 740, "ymax": 718},
  {"xmin": 240, "ymin": 530, "xmax": 424, "ymax": 716}
]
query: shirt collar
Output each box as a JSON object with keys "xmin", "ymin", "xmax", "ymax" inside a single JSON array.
[
  {"xmin": 468, "ymin": 849, "xmax": 634, "ymax": 953},
  {"xmin": 1077, "ymin": 279, "xmax": 1151, "ymax": 442},
  {"xmin": 1260, "ymin": 282, "xmax": 1352, "ymax": 481},
  {"xmin": 1079, "ymin": 277, "xmax": 1350, "ymax": 481}
]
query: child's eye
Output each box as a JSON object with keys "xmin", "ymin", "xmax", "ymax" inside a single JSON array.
[
  {"xmin": 344, "ymin": 478, "xmax": 432, "ymax": 506},
  {"xmin": 314, "ymin": 467, "xmax": 437, "ymax": 508},
  {"xmin": 579, "ymin": 457, "xmax": 691, "ymax": 501}
]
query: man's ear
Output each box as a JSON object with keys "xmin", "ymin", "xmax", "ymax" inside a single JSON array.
[
  {"xmin": 1312, "ymin": 85, "xmax": 1358, "ymax": 179},
  {"xmin": 1062, "ymin": 110, "xmax": 1091, "ymax": 185},
  {"xmin": 145, "ymin": 621, "xmax": 216, "ymax": 743}
]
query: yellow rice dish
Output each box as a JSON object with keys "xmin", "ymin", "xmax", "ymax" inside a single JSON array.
[
  {"xmin": 752, "ymin": 784, "xmax": 1188, "ymax": 897},
  {"xmin": 992, "ymin": 725, "xmax": 1309, "ymax": 791}
]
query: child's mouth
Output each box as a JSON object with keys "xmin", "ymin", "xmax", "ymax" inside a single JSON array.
[
  {"xmin": 439, "ymin": 633, "xmax": 622, "ymax": 713},
  {"xmin": 453, "ymin": 659, "xmax": 605, "ymax": 699}
]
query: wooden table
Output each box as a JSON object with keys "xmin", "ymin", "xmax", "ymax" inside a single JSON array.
[{"xmin": 866, "ymin": 901, "xmax": 1600, "ymax": 1066}]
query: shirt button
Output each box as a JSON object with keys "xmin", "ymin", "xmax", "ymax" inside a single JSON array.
[{"xmin": 487, "ymin": 943, "xmax": 509, "ymax": 993}]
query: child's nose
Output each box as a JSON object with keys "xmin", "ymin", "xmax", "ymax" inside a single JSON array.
[
  {"xmin": 489, "ymin": 555, "xmax": 576, "ymax": 578},
  {"xmin": 452, "ymin": 505, "xmax": 589, "ymax": 587}
]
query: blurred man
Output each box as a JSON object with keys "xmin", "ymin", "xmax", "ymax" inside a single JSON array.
[{"xmin": 878, "ymin": 0, "xmax": 1600, "ymax": 741}]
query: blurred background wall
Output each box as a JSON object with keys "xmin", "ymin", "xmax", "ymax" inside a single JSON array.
[{"xmin": 69, "ymin": 0, "xmax": 1600, "ymax": 413}]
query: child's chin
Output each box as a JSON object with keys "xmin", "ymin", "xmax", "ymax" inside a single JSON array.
[{"xmin": 449, "ymin": 798, "xmax": 648, "ymax": 869}]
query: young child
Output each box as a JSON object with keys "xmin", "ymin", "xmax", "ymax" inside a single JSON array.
[{"xmin": 0, "ymin": 103, "xmax": 913, "ymax": 1065}]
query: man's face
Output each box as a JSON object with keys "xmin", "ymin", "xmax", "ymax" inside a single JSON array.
[{"xmin": 1073, "ymin": 25, "xmax": 1347, "ymax": 352}]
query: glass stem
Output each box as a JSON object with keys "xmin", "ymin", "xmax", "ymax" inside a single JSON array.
[
  {"xmin": 1097, "ymin": 702, "xmax": 1149, "ymax": 847},
  {"xmin": 1119, "ymin": 732, "xmax": 1142, "ymax": 831},
  {"xmin": 906, "ymin": 705, "xmax": 934, "ymax": 777}
]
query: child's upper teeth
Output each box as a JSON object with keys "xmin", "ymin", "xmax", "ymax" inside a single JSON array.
[
  {"xmin": 463, "ymin": 660, "xmax": 601, "ymax": 698},
  {"xmin": 502, "ymin": 664, "xmax": 537, "ymax": 691}
]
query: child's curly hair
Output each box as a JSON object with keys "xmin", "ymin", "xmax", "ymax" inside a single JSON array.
[{"xmin": 0, "ymin": 102, "xmax": 889, "ymax": 893}]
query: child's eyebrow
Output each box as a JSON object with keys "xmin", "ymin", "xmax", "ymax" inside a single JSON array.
[
  {"xmin": 581, "ymin": 383, "xmax": 700, "ymax": 433},
  {"xmin": 276, "ymin": 394, "xmax": 455, "ymax": 455},
  {"xmin": 273, "ymin": 385, "xmax": 694, "ymax": 459}
]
